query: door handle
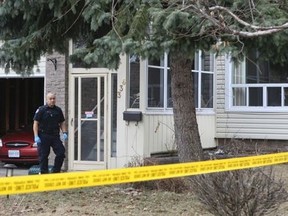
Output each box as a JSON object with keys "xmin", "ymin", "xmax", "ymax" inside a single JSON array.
[{"xmin": 70, "ymin": 118, "xmax": 73, "ymax": 126}]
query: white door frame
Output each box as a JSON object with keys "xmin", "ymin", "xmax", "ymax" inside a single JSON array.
[{"xmin": 68, "ymin": 72, "xmax": 109, "ymax": 171}]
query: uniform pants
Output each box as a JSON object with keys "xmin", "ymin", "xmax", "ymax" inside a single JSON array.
[{"xmin": 38, "ymin": 133, "xmax": 65, "ymax": 174}]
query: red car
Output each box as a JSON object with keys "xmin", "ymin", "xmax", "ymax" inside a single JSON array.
[{"xmin": 0, "ymin": 127, "xmax": 39, "ymax": 164}]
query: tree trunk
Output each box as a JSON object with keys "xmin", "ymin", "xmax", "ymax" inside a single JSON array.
[{"xmin": 170, "ymin": 53, "xmax": 204, "ymax": 162}]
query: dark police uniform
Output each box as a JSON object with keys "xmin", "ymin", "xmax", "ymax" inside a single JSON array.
[{"xmin": 33, "ymin": 105, "xmax": 66, "ymax": 174}]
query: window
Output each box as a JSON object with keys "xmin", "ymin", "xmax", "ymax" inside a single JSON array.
[
  {"xmin": 230, "ymin": 51, "xmax": 288, "ymax": 109},
  {"xmin": 193, "ymin": 51, "xmax": 214, "ymax": 108},
  {"xmin": 147, "ymin": 51, "xmax": 214, "ymax": 110},
  {"xmin": 129, "ymin": 55, "xmax": 140, "ymax": 108},
  {"xmin": 147, "ymin": 54, "xmax": 171, "ymax": 108}
]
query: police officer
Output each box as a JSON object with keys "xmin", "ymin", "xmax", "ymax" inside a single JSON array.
[{"xmin": 33, "ymin": 92, "xmax": 68, "ymax": 174}]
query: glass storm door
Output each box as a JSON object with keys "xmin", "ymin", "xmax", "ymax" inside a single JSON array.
[{"xmin": 71, "ymin": 75, "xmax": 107, "ymax": 170}]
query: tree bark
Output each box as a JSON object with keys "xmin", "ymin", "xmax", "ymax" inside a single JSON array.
[{"xmin": 170, "ymin": 53, "xmax": 204, "ymax": 162}]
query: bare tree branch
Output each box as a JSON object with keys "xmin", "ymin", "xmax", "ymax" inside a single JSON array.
[
  {"xmin": 248, "ymin": 0, "xmax": 255, "ymax": 22},
  {"xmin": 231, "ymin": 27, "xmax": 286, "ymax": 37},
  {"xmin": 209, "ymin": 5, "xmax": 288, "ymax": 31},
  {"xmin": 180, "ymin": 3, "xmax": 288, "ymax": 38}
]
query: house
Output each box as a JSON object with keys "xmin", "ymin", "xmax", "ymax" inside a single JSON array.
[
  {"xmin": 2, "ymin": 42, "xmax": 288, "ymax": 171},
  {"xmin": 68, "ymin": 42, "xmax": 288, "ymax": 170},
  {"xmin": 66, "ymin": 39, "xmax": 219, "ymax": 171}
]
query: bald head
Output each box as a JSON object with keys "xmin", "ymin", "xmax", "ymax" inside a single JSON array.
[{"xmin": 46, "ymin": 92, "xmax": 56, "ymax": 107}]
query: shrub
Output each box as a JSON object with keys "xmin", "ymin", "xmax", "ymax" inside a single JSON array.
[
  {"xmin": 189, "ymin": 167, "xmax": 288, "ymax": 216},
  {"xmin": 126, "ymin": 156, "xmax": 189, "ymax": 193}
]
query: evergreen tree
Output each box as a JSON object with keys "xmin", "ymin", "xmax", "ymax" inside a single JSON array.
[{"xmin": 1, "ymin": 0, "xmax": 288, "ymax": 162}]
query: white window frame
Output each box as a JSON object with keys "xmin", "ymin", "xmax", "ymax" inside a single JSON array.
[
  {"xmin": 146, "ymin": 53, "xmax": 170, "ymax": 111},
  {"xmin": 226, "ymin": 55, "xmax": 288, "ymax": 112},
  {"xmin": 146, "ymin": 51, "xmax": 215, "ymax": 113},
  {"xmin": 193, "ymin": 50, "xmax": 215, "ymax": 111}
]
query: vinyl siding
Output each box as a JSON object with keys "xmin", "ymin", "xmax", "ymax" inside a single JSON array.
[
  {"xmin": 0, "ymin": 56, "xmax": 46, "ymax": 77},
  {"xmin": 143, "ymin": 113, "xmax": 216, "ymax": 155},
  {"xmin": 215, "ymin": 55, "xmax": 288, "ymax": 140}
]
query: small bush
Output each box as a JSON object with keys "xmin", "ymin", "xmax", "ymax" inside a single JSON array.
[
  {"xmin": 127, "ymin": 177, "xmax": 189, "ymax": 193},
  {"xmin": 189, "ymin": 167, "xmax": 288, "ymax": 216},
  {"xmin": 126, "ymin": 156, "xmax": 189, "ymax": 193}
]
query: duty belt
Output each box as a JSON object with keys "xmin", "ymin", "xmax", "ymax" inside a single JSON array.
[{"xmin": 39, "ymin": 129, "xmax": 59, "ymax": 135}]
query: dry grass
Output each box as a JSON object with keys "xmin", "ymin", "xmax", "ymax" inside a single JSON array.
[
  {"xmin": 2, "ymin": 141, "xmax": 288, "ymax": 216},
  {"xmin": 2, "ymin": 165, "xmax": 288, "ymax": 216},
  {"xmin": 0, "ymin": 185, "xmax": 212, "ymax": 216}
]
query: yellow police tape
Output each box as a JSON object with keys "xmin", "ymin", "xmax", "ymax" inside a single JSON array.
[{"xmin": 1, "ymin": 152, "xmax": 288, "ymax": 196}]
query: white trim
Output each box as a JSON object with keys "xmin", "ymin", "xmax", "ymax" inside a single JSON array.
[
  {"xmin": 197, "ymin": 51, "xmax": 202, "ymax": 108},
  {"xmin": 77, "ymin": 77, "xmax": 81, "ymax": 160},
  {"xmin": 226, "ymin": 54, "xmax": 288, "ymax": 112},
  {"xmin": 0, "ymin": 56, "xmax": 46, "ymax": 78},
  {"xmin": 0, "ymin": 74, "xmax": 45, "ymax": 78},
  {"xmin": 70, "ymin": 68, "xmax": 111, "ymax": 74},
  {"xmin": 163, "ymin": 53, "xmax": 168, "ymax": 109},
  {"xmin": 146, "ymin": 51, "xmax": 215, "ymax": 111},
  {"xmin": 68, "ymin": 73, "xmax": 109, "ymax": 170},
  {"xmin": 224, "ymin": 107, "xmax": 288, "ymax": 113},
  {"xmin": 143, "ymin": 108, "xmax": 215, "ymax": 115}
]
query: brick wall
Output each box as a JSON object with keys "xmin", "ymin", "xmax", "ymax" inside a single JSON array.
[
  {"xmin": 45, "ymin": 52, "xmax": 69, "ymax": 171},
  {"xmin": 45, "ymin": 52, "xmax": 68, "ymax": 111}
]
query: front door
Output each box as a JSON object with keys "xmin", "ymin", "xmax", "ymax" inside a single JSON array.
[{"xmin": 69, "ymin": 74, "xmax": 108, "ymax": 170}]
